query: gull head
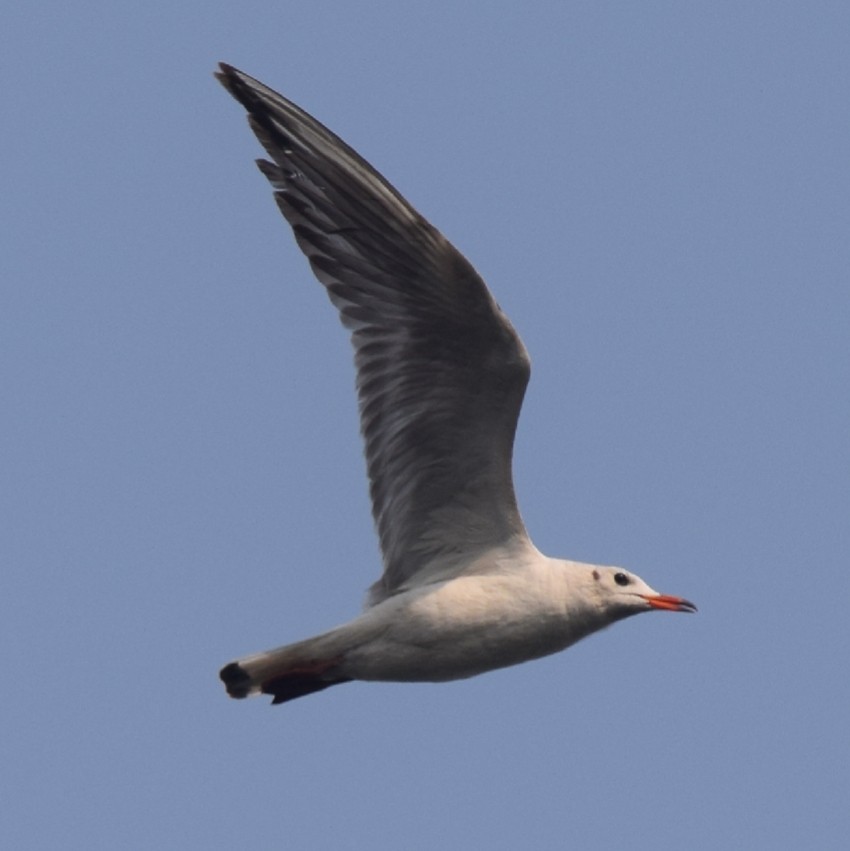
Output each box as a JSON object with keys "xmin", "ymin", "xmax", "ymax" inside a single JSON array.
[{"xmin": 589, "ymin": 566, "xmax": 697, "ymax": 620}]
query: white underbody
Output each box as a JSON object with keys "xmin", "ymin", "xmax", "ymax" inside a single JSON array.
[{"xmin": 234, "ymin": 544, "xmax": 631, "ymax": 691}]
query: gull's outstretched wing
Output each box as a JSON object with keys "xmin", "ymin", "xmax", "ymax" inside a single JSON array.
[{"xmin": 217, "ymin": 64, "xmax": 531, "ymax": 604}]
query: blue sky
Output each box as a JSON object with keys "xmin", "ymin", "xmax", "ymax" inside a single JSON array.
[{"xmin": 3, "ymin": 2, "xmax": 849, "ymax": 848}]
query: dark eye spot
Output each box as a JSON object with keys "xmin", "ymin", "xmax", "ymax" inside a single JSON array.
[
  {"xmin": 592, "ymin": 569, "xmax": 600, "ymax": 581},
  {"xmin": 614, "ymin": 572, "xmax": 630, "ymax": 587}
]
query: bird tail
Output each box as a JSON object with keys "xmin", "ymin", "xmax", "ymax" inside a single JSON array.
[{"xmin": 219, "ymin": 632, "xmax": 353, "ymax": 705}]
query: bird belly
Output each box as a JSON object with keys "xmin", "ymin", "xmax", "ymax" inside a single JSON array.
[{"xmin": 342, "ymin": 572, "xmax": 594, "ymax": 682}]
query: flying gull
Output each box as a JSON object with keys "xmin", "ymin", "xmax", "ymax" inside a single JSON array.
[{"xmin": 215, "ymin": 64, "xmax": 696, "ymax": 705}]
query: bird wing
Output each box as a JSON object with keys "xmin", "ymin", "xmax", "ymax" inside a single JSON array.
[{"xmin": 217, "ymin": 64, "xmax": 532, "ymax": 604}]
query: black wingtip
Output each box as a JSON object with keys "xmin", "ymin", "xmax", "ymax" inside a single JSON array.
[
  {"xmin": 214, "ymin": 62, "xmax": 230, "ymax": 85},
  {"xmin": 219, "ymin": 661, "xmax": 252, "ymax": 699},
  {"xmin": 214, "ymin": 63, "xmax": 249, "ymax": 104},
  {"xmin": 214, "ymin": 65, "xmax": 235, "ymax": 94},
  {"xmin": 215, "ymin": 62, "xmax": 240, "ymax": 82}
]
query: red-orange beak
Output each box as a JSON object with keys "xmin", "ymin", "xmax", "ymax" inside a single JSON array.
[{"xmin": 642, "ymin": 594, "xmax": 697, "ymax": 613}]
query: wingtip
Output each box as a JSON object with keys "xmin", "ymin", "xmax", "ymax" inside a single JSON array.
[
  {"xmin": 216, "ymin": 61, "xmax": 239, "ymax": 80},
  {"xmin": 214, "ymin": 62, "xmax": 247, "ymax": 100},
  {"xmin": 213, "ymin": 64, "xmax": 230, "ymax": 89}
]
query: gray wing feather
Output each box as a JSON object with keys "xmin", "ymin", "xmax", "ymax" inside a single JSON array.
[{"xmin": 217, "ymin": 65, "xmax": 531, "ymax": 604}]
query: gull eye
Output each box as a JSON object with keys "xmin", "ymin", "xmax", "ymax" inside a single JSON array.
[{"xmin": 614, "ymin": 572, "xmax": 630, "ymax": 587}]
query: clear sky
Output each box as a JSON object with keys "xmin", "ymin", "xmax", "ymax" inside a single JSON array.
[{"xmin": 3, "ymin": 2, "xmax": 849, "ymax": 849}]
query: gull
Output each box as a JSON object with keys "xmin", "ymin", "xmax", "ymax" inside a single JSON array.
[{"xmin": 215, "ymin": 63, "xmax": 696, "ymax": 706}]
